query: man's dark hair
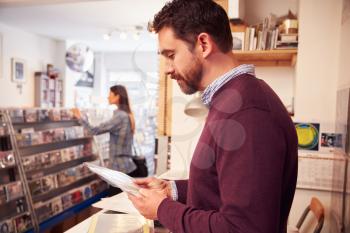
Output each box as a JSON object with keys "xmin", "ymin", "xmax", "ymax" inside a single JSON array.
[{"xmin": 152, "ymin": 0, "xmax": 233, "ymax": 53}]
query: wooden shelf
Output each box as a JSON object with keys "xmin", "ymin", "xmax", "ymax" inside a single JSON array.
[{"xmin": 234, "ymin": 49, "xmax": 298, "ymax": 67}]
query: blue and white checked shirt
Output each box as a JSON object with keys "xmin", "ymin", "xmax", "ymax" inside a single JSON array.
[
  {"xmin": 80, "ymin": 109, "xmax": 137, "ymax": 174},
  {"xmin": 201, "ymin": 64, "xmax": 255, "ymax": 106}
]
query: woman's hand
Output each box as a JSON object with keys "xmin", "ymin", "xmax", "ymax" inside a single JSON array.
[{"xmin": 71, "ymin": 108, "xmax": 82, "ymax": 119}]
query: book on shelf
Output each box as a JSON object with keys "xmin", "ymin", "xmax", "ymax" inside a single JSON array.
[
  {"xmin": 236, "ymin": 13, "xmax": 298, "ymax": 52},
  {"xmin": 242, "ymin": 26, "xmax": 252, "ymax": 51},
  {"xmin": 275, "ymin": 41, "xmax": 298, "ymax": 50},
  {"xmin": 280, "ymin": 33, "xmax": 298, "ymax": 42},
  {"xmin": 248, "ymin": 27, "xmax": 255, "ymax": 51},
  {"xmin": 232, "ymin": 32, "xmax": 245, "ymax": 51}
]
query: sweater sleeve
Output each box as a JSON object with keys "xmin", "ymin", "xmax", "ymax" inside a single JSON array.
[
  {"xmin": 174, "ymin": 180, "xmax": 188, "ymax": 204},
  {"xmin": 157, "ymin": 109, "xmax": 287, "ymax": 233}
]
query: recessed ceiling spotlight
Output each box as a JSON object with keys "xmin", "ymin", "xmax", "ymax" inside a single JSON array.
[
  {"xmin": 120, "ymin": 32, "xmax": 127, "ymax": 40},
  {"xmin": 103, "ymin": 33, "xmax": 111, "ymax": 40},
  {"xmin": 133, "ymin": 32, "xmax": 140, "ymax": 41},
  {"xmin": 135, "ymin": 25, "xmax": 143, "ymax": 31}
]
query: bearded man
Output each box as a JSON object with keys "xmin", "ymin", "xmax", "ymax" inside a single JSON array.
[{"xmin": 128, "ymin": 1, "xmax": 298, "ymax": 232}]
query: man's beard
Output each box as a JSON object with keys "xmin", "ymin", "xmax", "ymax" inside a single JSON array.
[{"xmin": 173, "ymin": 58, "xmax": 203, "ymax": 95}]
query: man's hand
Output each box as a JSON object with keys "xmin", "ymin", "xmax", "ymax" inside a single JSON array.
[
  {"xmin": 128, "ymin": 188, "xmax": 167, "ymax": 220},
  {"xmin": 133, "ymin": 177, "xmax": 172, "ymax": 198}
]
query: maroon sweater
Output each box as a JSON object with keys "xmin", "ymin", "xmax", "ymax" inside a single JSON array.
[{"xmin": 157, "ymin": 74, "xmax": 298, "ymax": 233}]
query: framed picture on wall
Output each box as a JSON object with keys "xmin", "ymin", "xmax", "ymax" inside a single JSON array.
[
  {"xmin": 294, "ymin": 122, "xmax": 320, "ymax": 151},
  {"xmin": 11, "ymin": 58, "xmax": 26, "ymax": 83}
]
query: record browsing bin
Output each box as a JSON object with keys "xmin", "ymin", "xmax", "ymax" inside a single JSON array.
[{"xmin": 0, "ymin": 108, "xmax": 108, "ymax": 233}]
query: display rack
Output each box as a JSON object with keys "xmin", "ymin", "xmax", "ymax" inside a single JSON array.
[
  {"xmin": 0, "ymin": 110, "xmax": 38, "ymax": 233},
  {"xmin": 1, "ymin": 108, "xmax": 108, "ymax": 232}
]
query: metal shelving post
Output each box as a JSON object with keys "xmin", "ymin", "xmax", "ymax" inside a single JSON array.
[{"xmin": 3, "ymin": 110, "xmax": 40, "ymax": 233}]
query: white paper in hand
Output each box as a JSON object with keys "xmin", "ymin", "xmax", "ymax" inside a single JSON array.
[{"xmin": 84, "ymin": 162, "xmax": 140, "ymax": 195}]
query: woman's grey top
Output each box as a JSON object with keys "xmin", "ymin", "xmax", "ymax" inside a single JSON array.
[{"xmin": 80, "ymin": 109, "xmax": 136, "ymax": 174}]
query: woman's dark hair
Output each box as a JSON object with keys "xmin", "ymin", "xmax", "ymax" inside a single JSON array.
[
  {"xmin": 152, "ymin": 0, "xmax": 233, "ymax": 53},
  {"xmin": 110, "ymin": 85, "xmax": 132, "ymax": 114}
]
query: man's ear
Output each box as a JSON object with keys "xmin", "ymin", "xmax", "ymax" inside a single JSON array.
[{"xmin": 197, "ymin": 33, "xmax": 213, "ymax": 59}]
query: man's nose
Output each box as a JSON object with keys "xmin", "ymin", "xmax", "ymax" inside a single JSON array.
[{"xmin": 165, "ymin": 62, "xmax": 175, "ymax": 77}]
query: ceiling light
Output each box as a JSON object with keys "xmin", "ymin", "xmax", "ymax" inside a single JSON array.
[
  {"xmin": 120, "ymin": 32, "xmax": 127, "ymax": 40},
  {"xmin": 103, "ymin": 25, "xmax": 145, "ymax": 41},
  {"xmin": 133, "ymin": 32, "xmax": 140, "ymax": 41},
  {"xmin": 103, "ymin": 33, "xmax": 111, "ymax": 40}
]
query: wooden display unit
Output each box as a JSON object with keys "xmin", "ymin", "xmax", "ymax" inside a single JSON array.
[{"xmin": 34, "ymin": 72, "xmax": 63, "ymax": 108}]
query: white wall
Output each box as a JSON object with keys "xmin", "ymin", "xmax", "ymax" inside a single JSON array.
[
  {"xmin": 170, "ymin": 84, "xmax": 205, "ymax": 177},
  {"xmin": 244, "ymin": 0, "xmax": 299, "ymax": 25},
  {"xmin": 294, "ymin": 0, "xmax": 342, "ymax": 133},
  {"xmin": 255, "ymin": 67, "xmax": 295, "ymax": 110},
  {"xmin": 288, "ymin": 0, "xmax": 343, "ymax": 232},
  {"xmin": 55, "ymin": 40, "xmax": 67, "ymax": 106},
  {"xmin": 337, "ymin": 1, "xmax": 350, "ymax": 90},
  {"xmin": 64, "ymin": 40, "xmax": 84, "ymax": 108},
  {"xmin": 0, "ymin": 22, "xmax": 62, "ymax": 107},
  {"xmin": 92, "ymin": 52, "xmax": 107, "ymax": 101},
  {"xmin": 103, "ymin": 51, "xmax": 158, "ymax": 72}
]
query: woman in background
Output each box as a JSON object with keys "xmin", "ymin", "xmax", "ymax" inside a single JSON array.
[{"xmin": 72, "ymin": 85, "xmax": 138, "ymax": 194}]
